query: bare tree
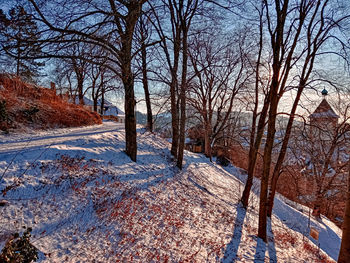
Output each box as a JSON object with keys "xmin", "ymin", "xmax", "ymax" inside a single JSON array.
[
  {"xmin": 288, "ymin": 96, "xmax": 350, "ymax": 219},
  {"xmin": 187, "ymin": 31, "xmax": 249, "ymax": 160},
  {"xmin": 149, "ymin": 0, "xmax": 201, "ymax": 168},
  {"xmin": 136, "ymin": 13, "xmax": 153, "ymax": 132},
  {"xmin": 87, "ymin": 58, "xmax": 117, "ymax": 114},
  {"xmin": 240, "ymin": 1, "xmax": 271, "ymax": 209},
  {"xmin": 28, "ymin": 0, "xmax": 148, "ymax": 161},
  {"xmin": 263, "ymin": 0, "xmax": 350, "ymax": 222},
  {"xmin": 0, "ymin": 5, "xmax": 44, "ymax": 82},
  {"xmin": 236, "ymin": 0, "xmax": 350, "ymax": 241}
]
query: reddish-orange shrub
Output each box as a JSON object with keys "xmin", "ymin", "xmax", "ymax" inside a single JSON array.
[{"xmin": 0, "ymin": 73, "xmax": 101, "ymax": 130}]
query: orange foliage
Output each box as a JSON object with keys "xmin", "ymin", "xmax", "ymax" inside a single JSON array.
[
  {"xmin": 0, "ymin": 74, "xmax": 101, "ymax": 130},
  {"xmin": 274, "ymin": 230, "xmax": 297, "ymax": 248}
]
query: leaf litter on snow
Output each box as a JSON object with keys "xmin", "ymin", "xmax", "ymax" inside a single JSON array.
[{"xmin": 0, "ymin": 121, "xmax": 341, "ymax": 262}]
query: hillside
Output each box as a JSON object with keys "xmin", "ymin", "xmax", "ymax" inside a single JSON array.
[
  {"xmin": 0, "ymin": 74, "xmax": 101, "ymax": 132},
  {"xmin": 0, "ymin": 121, "xmax": 342, "ymax": 262}
]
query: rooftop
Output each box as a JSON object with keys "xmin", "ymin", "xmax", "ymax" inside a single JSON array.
[{"xmin": 309, "ymin": 99, "xmax": 339, "ymax": 119}]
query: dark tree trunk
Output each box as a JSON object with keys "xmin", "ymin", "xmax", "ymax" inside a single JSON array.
[
  {"xmin": 100, "ymin": 88, "xmax": 105, "ymax": 115},
  {"xmin": 16, "ymin": 40, "xmax": 21, "ymax": 77},
  {"xmin": 121, "ymin": 33, "xmax": 137, "ymax": 161},
  {"xmin": 177, "ymin": 27, "xmax": 188, "ymax": 169},
  {"xmin": 141, "ymin": 40, "xmax": 153, "ymax": 132},
  {"xmin": 257, "ymin": 0, "xmax": 289, "ymax": 242},
  {"xmin": 240, "ymin": 6, "xmax": 265, "ymax": 209},
  {"xmin": 123, "ymin": 71, "xmax": 137, "ymax": 162},
  {"xmin": 241, "ymin": 101, "xmax": 269, "ymax": 208},
  {"xmin": 91, "ymin": 81, "xmax": 98, "ymax": 112},
  {"xmin": 170, "ymin": 82, "xmax": 179, "ymax": 157},
  {"xmin": 77, "ymin": 77, "xmax": 84, "ymax": 105},
  {"xmin": 258, "ymin": 88, "xmax": 279, "ymax": 242},
  {"xmin": 93, "ymin": 97, "xmax": 98, "ymax": 112},
  {"xmin": 204, "ymin": 125, "xmax": 212, "ymax": 159},
  {"xmin": 266, "ymin": 86, "xmax": 303, "ymax": 217},
  {"xmin": 170, "ymin": 36, "xmax": 180, "ymax": 157},
  {"xmin": 118, "ymin": 0, "xmax": 143, "ymax": 162},
  {"xmin": 338, "ymin": 163, "xmax": 350, "ymax": 263}
]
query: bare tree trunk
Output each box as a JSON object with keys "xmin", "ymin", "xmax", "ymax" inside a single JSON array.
[
  {"xmin": 338, "ymin": 162, "xmax": 350, "ymax": 263},
  {"xmin": 177, "ymin": 26, "xmax": 188, "ymax": 169},
  {"xmin": 121, "ymin": 27, "xmax": 137, "ymax": 161},
  {"xmin": 121, "ymin": 21, "xmax": 137, "ymax": 162},
  {"xmin": 240, "ymin": 4, "xmax": 265, "ymax": 209},
  {"xmin": 258, "ymin": 89, "xmax": 278, "ymax": 242},
  {"xmin": 93, "ymin": 97, "xmax": 98, "ymax": 112},
  {"xmin": 257, "ymin": 0, "xmax": 289, "ymax": 242},
  {"xmin": 177, "ymin": 89, "xmax": 186, "ymax": 169},
  {"xmin": 123, "ymin": 70, "xmax": 137, "ymax": 162},
  {"xmin": 141, "ymin": 47, "xmax": 153, "ymax": 132},
  {"xmin": 118, "ymin": 0, "xmax": 143, "ymax": 162},
  {"xmin": 77, "ymin": 77, "xmax": 84, "ymax": 105},
  {"xmin": 100, "ymin": 87, "xmax": 105, "ymax": 115},
  {"xmin": 140, "ymin": 20, "xmax": 153, "ymax": 132},
  {"xmin": 170, "ymin": 80, "xmax": 179, "ymax": 157},
  {"xmin": 241, "ymin": 101, "xmax": 269, "ymax": 208},
  {"xmin": 16, "ymin": 41, "xmax": 20, "ymax": 77},
  {"xmin": 170, "ymin": 41, "xmax": 180, "ymax": 157},
  {"xmin": 204, "ymin": 122, "xmax": 212, "ymax": 158},
  {"xmin": 267, "ymin": 86, "xmax": 303, "ymax": 217}
]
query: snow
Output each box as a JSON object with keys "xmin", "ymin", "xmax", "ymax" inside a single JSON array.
[{"xmin": 0, "ymin": 121, "xmax": 342, "ymax": 262}]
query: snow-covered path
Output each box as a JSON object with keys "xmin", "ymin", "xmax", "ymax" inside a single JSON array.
[{"xmin": 0, "ymin": 122, "xmax": 123, "ymax": 154}]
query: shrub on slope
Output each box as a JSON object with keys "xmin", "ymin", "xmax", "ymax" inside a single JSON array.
[{"xmin": 0, "ymin": 74, "xmax": 101, "ymax": 131}]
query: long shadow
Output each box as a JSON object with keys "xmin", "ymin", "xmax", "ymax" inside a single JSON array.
[
  {"xmin": 254, "ymin": 237, "xmax": 267, "ymax": 263},
  {"xmin": 222, "ymin": 205, "xmax": 247, "ymax": 262},
  {"xmin": 0, "ymin": 124, "xmax": 122, "ymax": 145},
  {"xmin": 267, "ymin": 220, "xmax": 277, "ymax": 263}
]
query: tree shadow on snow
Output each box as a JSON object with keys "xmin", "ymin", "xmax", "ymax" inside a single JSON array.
[
  {"xmin": 253, "ymin": 237, "xmax": 267, "ymax": 263},
  {"xmin": 221, "ymin": 205, "xmax": 247, "ymax": 263},
  {"xmin": 253, "ymin": 219, "xmax": 277, "ymax": 263},
  {"xmin": 267, "ymin": 220, "xmax": 277, "ymax": 263}
]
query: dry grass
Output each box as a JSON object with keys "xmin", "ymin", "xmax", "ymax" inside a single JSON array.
[
  {"xmin": 302, "ymin": 242, "xmax": 335, "ymax": 263},
  {"xmin": 0, "ymin": 73, "xmax": 101, "ymax": 131}
]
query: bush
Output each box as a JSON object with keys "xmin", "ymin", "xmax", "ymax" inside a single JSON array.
[
  {"xmin": 0, "ymin": 100, "xmax": 9, "ymax": 132},
  {"xmin": 0, "ymin": 227, "xmax": 38, "ymax": 263},
  {"xmin": 0, "ymin": 74, "xmax": 102, "ymax": 129},
  {"xmin": 0, "ymin": 100, "xmax": 8, "ymax": 122},
  {"xmin": 22, "ymin": 106, "xmax": 39, "ymax": 122},
  {"xmin": 216, "ymin": 156, "xmax": 230, "ymax": 166}
]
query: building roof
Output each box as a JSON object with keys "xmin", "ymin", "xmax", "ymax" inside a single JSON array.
[
  {"xmin": 309, "ymin": 99, "xmax": 339, "ymax": 119},
  {"xmin": 104, "ymin": 105, "xmax": 124, "ymax": 116},
  {"xmin": 72, "ymin": 96, "xmax": 94, "ymax": 106}
]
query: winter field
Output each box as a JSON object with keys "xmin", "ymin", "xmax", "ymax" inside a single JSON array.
[{"xmin": 0, "ymin": 121, "xmax": 342, "ymax": 262}]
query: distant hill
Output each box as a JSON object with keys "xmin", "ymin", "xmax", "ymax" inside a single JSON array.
[
  {"xmin": 0, "ymin": 74, "xmax": 101, "ymax": 132},
  {"xmin": 136, "ymin": 111, "xmax": 146, "ymax": 125}
]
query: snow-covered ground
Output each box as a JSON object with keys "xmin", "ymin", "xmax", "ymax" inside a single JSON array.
[{"xmin": 0, "ymin": 121, "xmax": 341, "ymax": 262}]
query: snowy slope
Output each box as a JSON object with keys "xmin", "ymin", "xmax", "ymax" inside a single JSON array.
[{"xmin": 0, "ymin": 121, "xmax": 341, "ymax": 262}]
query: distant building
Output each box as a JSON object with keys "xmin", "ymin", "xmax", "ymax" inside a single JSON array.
[
  {"xmin": 309, "ymin": 92, "xmax": 339, "ymax": 128},
  {"xmin": 309, "ymin": 88, "xmax": 339, "ymax": 139},
  {"xmin": 71, "ymin": 96, "xmax": 125, "ymax": 123}
]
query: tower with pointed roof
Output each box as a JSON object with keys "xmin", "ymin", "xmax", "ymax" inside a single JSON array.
[{"xmin": 309, "ymin": 88, "xmax": 339, "ymax": 134}]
